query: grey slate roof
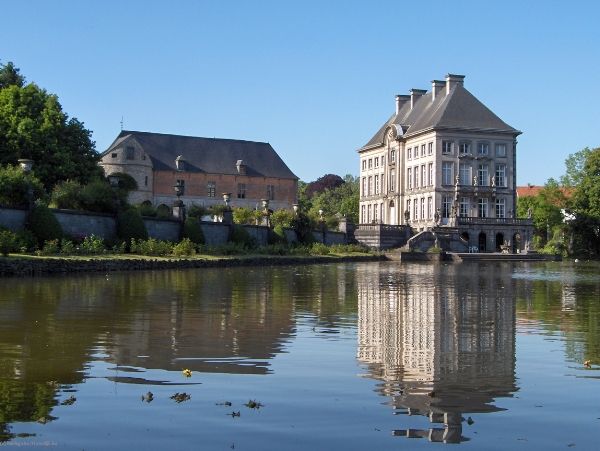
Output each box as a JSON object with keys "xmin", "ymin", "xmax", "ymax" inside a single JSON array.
[
  {"xmin": 360, "ymin": 84, "xmax": 521, "ymax": 150},
  {"xmin": 103, "ymin": 131, "xmax": 298, "ymax": 179}
]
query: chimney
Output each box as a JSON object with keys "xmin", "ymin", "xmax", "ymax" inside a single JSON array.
[
  {"xmin": 445, "ymin": 74, "xmax": 465, "ymax": 94},
  {"xmin": 431, "ymin": 80, "xmax": 445, "ymax": 101},
  {"xmin": 395, "ymin": 94, "xmax": 410, "ymax": 115},
  {"xmin": 409, "ymin": 89, "xmax": 427, "ymax": 109}
]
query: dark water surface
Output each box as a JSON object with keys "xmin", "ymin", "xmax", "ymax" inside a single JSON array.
[{"xmin": 1, "ymin": 261, "xmax": 599, "ymax": 450}]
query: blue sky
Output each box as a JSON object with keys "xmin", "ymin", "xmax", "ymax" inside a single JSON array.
[{"xmin": 2, "ymin": 0, "xmax": 599, "ymax": 185}]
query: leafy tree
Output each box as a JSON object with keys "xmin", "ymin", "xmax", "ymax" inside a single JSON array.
[
  {"xmin": 183, "ymin": 217, "xmax": 205, "ymax": 245},
  {"xmin": 0, "ymin": 164, "xmax": 46, "ymax": 206},
  {"xmin": 560, "ymin": 147, "xmax": 594, "ymax": 188},
  {"xmin": 0, "ymin": 64, "xmax": 103, "ymax": 191},
  {"xmin": 297, "ymin": 180, "xmax": 312, "ymax": 212},
  {"xmin": 569, "ymin": 147, "xmax": 600, "ymax": 256},
  {"xmin": 305, "ymin": 174, "xmax": 345, "ymax": 199},
  {"xmin": 307, "ymin": 174, "xmax": 359, "ymax": 226},
  {"xmin": 0, "ymin": 60, "xmax": 25, "ymax": 90},
  {"xmin": 517, "ymin": 178, "xmax": 566, "ymax": 247}
]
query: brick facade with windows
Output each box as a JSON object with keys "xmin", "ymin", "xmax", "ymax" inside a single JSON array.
[{"xmin": 99, "ymin": 131, "xmax": 298, "ymax": 212}]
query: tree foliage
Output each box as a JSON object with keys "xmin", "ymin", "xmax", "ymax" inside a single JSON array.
[
  {"xmin": 0, "ymin": 60, "xmax": 25, "ymax": 90},
  {"xmin": 0, "ymin": 63, "xmax": 102, "ymax": 191},
  {"xmin": 27, "ymin": 205, "xmax": 63, "ymax": 247},
  {"xmin": 305, "ymin": 174, "xmax": 345, "ymax": 199},
  {"xmin": 0, "ymin": 164, "xmax": 46, "ymax": 206}
]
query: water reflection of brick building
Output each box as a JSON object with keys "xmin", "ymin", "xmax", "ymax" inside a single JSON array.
[
  {"xmin": 105, "ymin": 269, "xmax": 297, "ymax": 376},
  {"xmin": 357, "ymin": 262, "xmax": 517, "ymax": 444}
]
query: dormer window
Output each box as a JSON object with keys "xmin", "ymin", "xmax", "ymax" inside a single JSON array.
[
  {"xmin": 175, "ymin": 155, "xmax": 187, "ymax": 171},
  {"xmin": 236, "ymin": 160, "xmax": 246, "ymax": 174}
]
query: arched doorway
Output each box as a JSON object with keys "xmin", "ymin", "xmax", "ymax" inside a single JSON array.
[
  {"xmin": 513, "ymin": 233, "xmax": 521, "ymax": 253},
  {"xmin": 478, "ymin": 232, "xmax": 487, "ymax": 252},
  {"xmin": 495, "ymin": 233, "xmax": 504, "ymax": 252},
  {"xmin": 389, "ymin": 200, "xmax": 396, "ymax": 225}
]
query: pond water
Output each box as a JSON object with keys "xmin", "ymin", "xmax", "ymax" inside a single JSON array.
[{"xmin": 1, "ymin": 261, "xmax": 599, "ymax": 450}]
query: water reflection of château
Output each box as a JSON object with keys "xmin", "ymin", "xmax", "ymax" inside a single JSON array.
[{"xmin": 356, "ymin": 262, "xmax": 519, "ymax": 444}]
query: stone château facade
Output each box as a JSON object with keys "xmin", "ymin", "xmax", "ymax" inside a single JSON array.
[
  {"xmin": 356, "ymin": 74, "xmax": 533, "ymax": 252},
  {"xmin": 99, "ymin": 131, "xmax": 298, "ymax": 213}
]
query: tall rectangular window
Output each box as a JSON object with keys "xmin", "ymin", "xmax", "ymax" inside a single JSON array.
[
  {"xmin": 428, "ymin": 142, "xmax": 433, "ymax": 155},
  {"xmin": 176, "ymin": 180, "xmax": 185, "ymax": 195},
  {"xmin": 478, "ymin": 198, "xmax": 489, "ymax": 218},
  {"xmin": 362, "ymin": 160, "xmax": 367, "ymax": 171},
  {"xmin": 428, "ymin": 163, "xmax": 433, "ymax": 185},
  {"xmin": 496, "ymin": 143, "xmax": 506, "ymax": 157},
  {"xmin": 413, "ymin": 199, "xmax": 418, "ymax": 220},
  {"xmin": 126, "ymin": 146, "xmax": 134, "ymax": 160},
  {"xmin": 442, "ymin": 196, "xmax": 452, "ymax": 218},
  {"xmin": 361, "ymin": 205, "xmax": 366, "ymax": 223},
  {"xmin": 266, "ymin": 184, "xmax": 275, "ymax": 200},
  {"xmin": 373, "ymin": 203, "xmax": 378, "ymax": 223},
  {"xmin": 380, "ymin": 203, "xmax": 385, "ymax": 224},
  {"xmin": 374, "ymin": 157, "xmax": 379, "ymax": 168},
  {"xmin": 414, "ymin": 166, "xmax": 419, "ymax": 188},
  {"xmin": 407, "ymin": 148, "xmax": 412, "ymax": 160},
  {"xmin": 478, "ymin": 164, "xmax": 489, "ymax": 186},
  {"xmin": 237, "ymin": 183, "xmax": 246, "ymax": 199},
  {"xmin": 368, "ymin": 159, "xmax": 373, "ymax": 169},
  {"xmin": 442, "ymin": 141, "xmax": 453, "ymax": 154},
  {"xmin": 478, "ymin": 142, "xmax": 489, "ymax": 155},
  {"xmin": 391, "ymin": 150, "xmax": 396, "ymax": 162},
  {"xmin": 390, "ymin": 169, "xmax": 395, "ymax": 191},
  {"xmin": 422, "ymin": 165, "xmax": 426, "ymax": 188},
  {"xmin": 460, "ymin": 163, "xmax": 470, "ymax": 185},
  {"xmin": 407, "ymin": 168, "xmax": 412, "ymax": 189},
  {"xmin": 428, "ymin": 197, "xmax": 433, "ymax": 219},
  {"xmin": 442, "ymin": 162, "xmax": 453, "ymax": 185},
  {"xmin": 367, "ymin": 205, "xmax": 371, "ymax": 223},
  {"xmin": 207, "ymin": 181, "xmax": 216, "ymax": 197},
  {"xmin": 459, "ymin": 142, "xmax": 471, "ymax": 154},
  {"xmin": 407, "ymin": 199, "xmax": 411, "ymax": 220},
  {"xmin": 374, "ymin": 175, "xmax": 379, "ymax": 194},
  {"xmin": 362, "ymin": 177, "xmax": 366, "ymax": 196},
  {"xmin": 495, "ymin": 165, "xmax": 506, "ymax": 187},
  {"xmin": 421, "ymin": 198, "xmax": 425, "ymax": 219},
  {"xmin": 421, "ymin": 144, "xmax": 426, "ymax": 157},
  {"xmin": 368, "ymin": 177, "xmax": 373, "ymax": 196},
  {"xmin": 144, "ymin": 176, "xmax": 148, "ymax": 186},
  {"xmin": 380, "ymin": 174, "xmax": 385, "ymax": 193},
  {"xmin": 459, "ymin": 197, "xmax": 470, "ymax": 217},
  {"xmin": 495, "ymin": 198, "xmax": 506, "ymax": 218}
]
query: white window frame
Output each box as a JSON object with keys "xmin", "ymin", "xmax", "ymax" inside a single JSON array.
[
  {"xmin": 414, "ymin": 165, "xmax": 419, "ymax": 188},
  {"xmin": 460, "ymin": 163, "xmax": 470, "ymax": 186},
  {"xmin": 407, "ymin": 148, "xmax": 412, "ymax": 160},
  {"xmin": 442, "ymin": 141, "xmax": 453, "ymax": 154},
  {"xmin": 495, "ymin": 143, "xmax": 507, "ymax": 157},
  {"xmin": 478, "ymin": 164, "xmax": 489, "ymax": 186},
  {"xmin": 478, "ymin": 142, "xmax": 489, "ymax": 156},
  {"xmin": 478, "ymin": 198, "xmax": 489, "ymax": 218},
  {"xmin": 407, "ymin": 168, "xmax": 412, "ymax": 189},
  {"xmin": 459, "ymin": 197, "xmax": 470, "ymax": 217},
  {"xmin": 428, "ymin": 142, "xmax": 433, "ymax": 155},
  {"xmin": 496, "ymin": 165, "xmax": 506, "ymax": 187},
  {"xmin": 375, "ymin": 174, "xmax": 379, "ymax": 195},
  {"xmin": 422, "ymin": 165, "xmax": 426, "ymax": 188},
  {"xmin": 442, "ymin": 162, "xmax": 453, "ymax": 185},
  {"xmin": 428, "ymin": 197, "xmax": 433, "ymax": 219},
  {"xmin": 495, "ymin": 198, "xmax": 506, "ymax": 218},
  {"xmin": 428, "ymin": 163, "xmax": 433, "ymax": 186},
  {"xmin": 459, "ymin": 141, "xmax": 471, "ymax": 155},
  {"xmin": 442, "ymin": 196, "xmax": 452, "ymax": 218}
]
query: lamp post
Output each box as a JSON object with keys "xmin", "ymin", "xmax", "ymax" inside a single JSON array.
[
  {"xmin": 108, "ymin": 174, "xmax": 122, "ymax": 229},
  {"xmin": 18, "ymin": 159, "xmax": 34, "ymax": 212}
]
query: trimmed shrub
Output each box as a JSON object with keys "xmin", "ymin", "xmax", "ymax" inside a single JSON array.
[
  {"xmin": 27, "ymin": 205, "xmax": 63, "ymax": 248},
  {"xmin": 231, "ymin": 224, "xmax": 250, "ymax": 245},
  {"xmin": 15, "ymin": 229, "xmax": 37, "ymax": 252},
  {"xmin": 173, "ymin": 238, "xmax": 196, "ymax": 256},
  {"xmin": 130, "ymin": 238, "xmax": 173, "ymax": 256},
  {"xmin": 233, "ymin": 206, "xmax": 254, "ymax": 224},
  {"xmin": 183, "ymin": 217, "xmax": 205, "ymax": 245},
  {"xmin": 270, "ymin": 224, "xmax": 289, "ymax": 245},
  {"xmin": 309, "ymin": 242, "xmax": 330, "ymax": 255},
  {"xmin": 118, "ymin": 209, "xmax": 148, "ymax": 247},
  {"xmin": 135, "ymin": 203, "xmax": 158, "ymax": 217}
]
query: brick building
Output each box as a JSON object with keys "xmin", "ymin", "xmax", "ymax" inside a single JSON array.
[{"xmin": 99, "ymin": 131, "xmax": 298, "ymax": 212}]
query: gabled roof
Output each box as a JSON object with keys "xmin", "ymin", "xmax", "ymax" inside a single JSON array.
[
  {"xmin": 359, "ymin": 83, "xmax": 521, "ymax": 151},
  {"xmin": 103, "ymin": 131, "xmax": 298, "ymax": 180}
]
